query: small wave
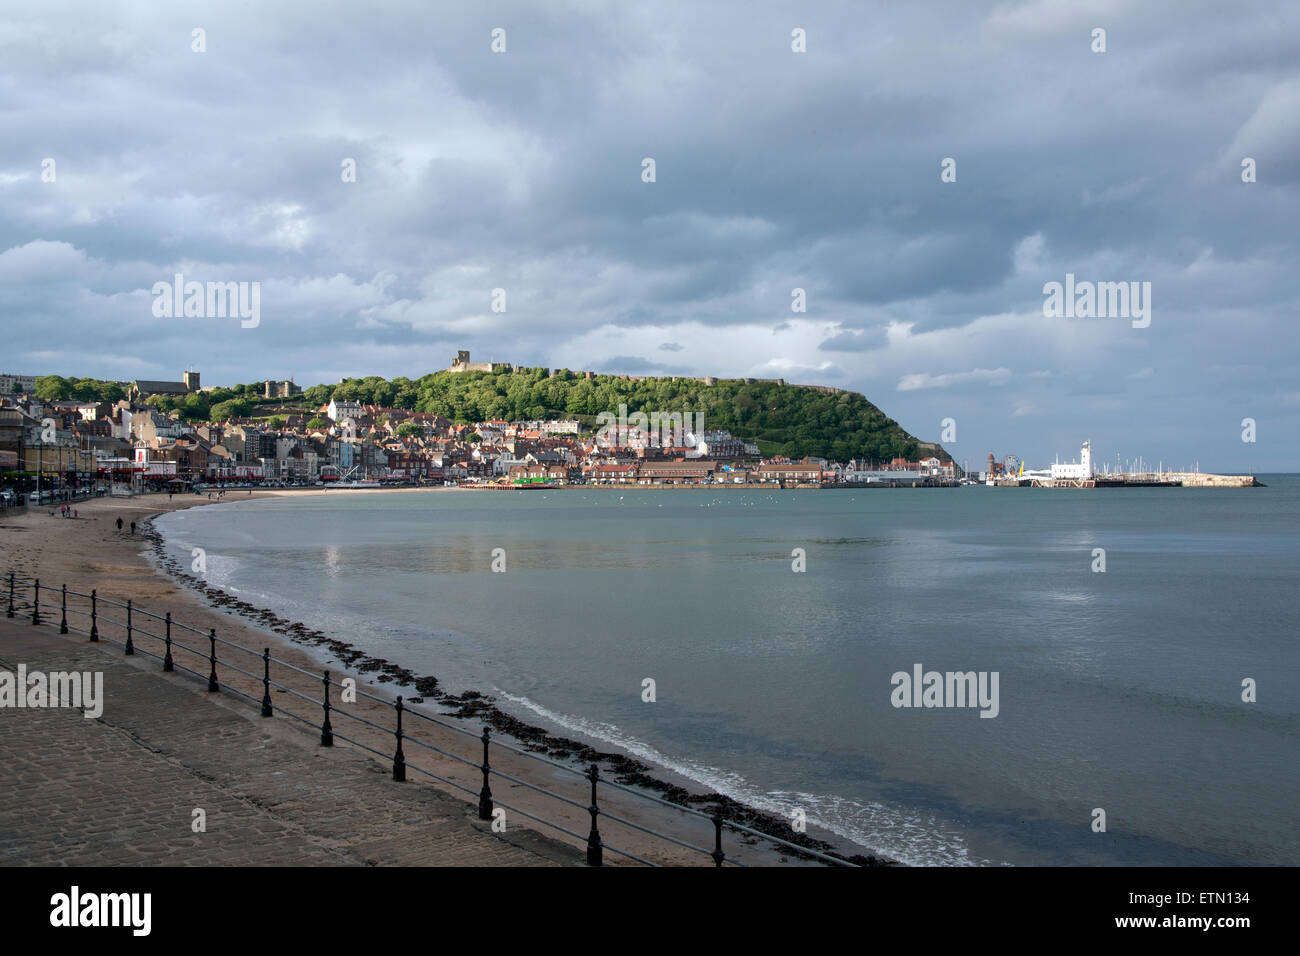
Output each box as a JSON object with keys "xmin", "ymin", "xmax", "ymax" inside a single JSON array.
[{"xmin": 495, "ymin": 690, "xmax": 986, "ymax": 866}]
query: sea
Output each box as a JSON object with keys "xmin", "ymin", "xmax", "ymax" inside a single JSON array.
[{"xmin": 152, "ymin": 478, "xmax": 1300, "ymax": 866}]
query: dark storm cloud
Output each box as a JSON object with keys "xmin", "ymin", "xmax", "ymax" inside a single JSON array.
[{"xmin": 1, "ymin": 0, "xmax": 1297, "ymax": 468}]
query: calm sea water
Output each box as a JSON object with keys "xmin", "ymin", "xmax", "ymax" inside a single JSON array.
[{"xmin": 154, "ymin": 479, "xmax": 1300, "ymax": 866}]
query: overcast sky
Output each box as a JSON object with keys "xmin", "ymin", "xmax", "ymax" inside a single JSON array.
[{"xmin": 2, "ymin": 1, "xmax": 1297, "ymax": 469}]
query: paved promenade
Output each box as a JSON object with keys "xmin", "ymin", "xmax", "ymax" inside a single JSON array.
[{"xmin": 0, "ymin": 617, "xmax": 578, "ymax": 866}]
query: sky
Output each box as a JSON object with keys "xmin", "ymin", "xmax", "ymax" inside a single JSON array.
[{"xmin": 1, "ymin": 0, "xmax": 1297, "ymax": 470}]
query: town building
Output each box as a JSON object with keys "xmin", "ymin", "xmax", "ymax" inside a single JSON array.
[
  {"xmin": 326, "ymin": 397, "xmax": 364, "ymax": 422},
  {"xmin": 754, "ymin": 461, "xmax": 823, "ymax": 483},
  {"xmin": 637, "ymin": 460, "xmax": 718, "ymax": 484},
  {"xmin": 129, "ymin": 370, "xmax": 201, "ymax": 402},
  {"xmin": 0, "ymin": 373, "xmax": 38, "ymax": 395}
]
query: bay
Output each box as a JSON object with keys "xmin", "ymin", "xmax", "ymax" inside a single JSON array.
[{"xmin": 153, "ymin": 478, "xmax": 1300, "ymax": 866}]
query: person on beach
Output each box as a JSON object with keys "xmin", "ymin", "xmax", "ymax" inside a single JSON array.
[
  {"xmin": 130, "ymin": 521, "xmax": 136, "ymax": 535},
  {"xmin": 116, "ymin": 517, "xmax": 123, "ymax": 531}
]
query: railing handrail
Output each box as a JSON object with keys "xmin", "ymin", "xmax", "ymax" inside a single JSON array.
[{"xmin": 3, "ymin": 570, "xmax": 865, "ymax": 867}]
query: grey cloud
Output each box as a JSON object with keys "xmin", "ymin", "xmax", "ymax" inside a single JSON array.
[{"xmin": 0, "ymin": 0, "xmax": 1296, "ymax": 468}]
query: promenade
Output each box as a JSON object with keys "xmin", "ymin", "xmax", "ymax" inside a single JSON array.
[{"xmin": 0, "ymin": 616, "xmax": 577, "ymax": 866}]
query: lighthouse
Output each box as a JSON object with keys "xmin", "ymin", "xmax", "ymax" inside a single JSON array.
[{"xmin": 1050, "ymin": 440, "xmax": 1093, "ymax": 480}]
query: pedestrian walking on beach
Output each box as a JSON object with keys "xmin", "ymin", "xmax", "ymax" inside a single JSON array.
[
  {"xmin": 116, "ymin": 517, "xmax": 123, "ymax": 531},
  {"xmin": 74, "ymin": 509, "xmax": 78, "ymax": 518},
  {"xmin": 130, "ymin": 521, "xmax": 136, "ymax": 535}
]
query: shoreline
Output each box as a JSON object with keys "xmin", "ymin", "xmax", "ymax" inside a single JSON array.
[
  {"xmin": 3, "ymin": 490, "xmax": 893, "ymax": 866},
  {"xmin": 145, "ymin": 497, "xmax": 893, "ymax": 866}
]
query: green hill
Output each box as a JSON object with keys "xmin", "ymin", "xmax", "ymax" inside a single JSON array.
[
  {"xmin": 31, "ymin": 369, "xmax": 928, "ymax": 463},
  {"xmin": 309, "ymin": 369, "xmax": 922, "ymax": 464}
]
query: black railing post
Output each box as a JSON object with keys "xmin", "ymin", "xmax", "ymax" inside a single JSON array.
[
  {"xmin": 59, "ymin": 584, "xmax": 68, "ymax": 634},
  {"xmin": 31, "ymin": 578, "xmax": 40, "ymax": 625},
  {"xmin": 261, "ymin": 648, "xmax": 272, "ymax": 717},
  {"xmin": 320, "ymin": 671, "xmax": 334, "ymax": 745},
  {"xmin": 478, "ymin": 727, "xmax": 494, "ymax": 820},
  {"xmin": 89, "ymin": 589, "xmax": 98, "ymax": 641},
  {"xmin": 124, "ymin": 599, "xmax": 134, "ymax": 655},
  {"xmin": 586, "ymin": 764, "xmax": 603, "ymax": 866},
  {"xmin": 207, "ymin": 628, "xmax": 219, "ymax": 692},
  {"xmin": 163, "ymin": 613, "xmax": 174, "ymax": 671},
  {"xmin": 6, "ymin": 571, "xmax": 13, "ymax": 618},
  {"xmin": 392, "ymin": 696, "xmax": 406, "ymax": 781},
  {"xmin": 711, "ymin": 813, "xmax": 725, "ymax": 868}
]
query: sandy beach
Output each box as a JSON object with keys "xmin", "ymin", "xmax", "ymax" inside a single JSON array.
[{"xmin": 1, "ymin": 488, "xmax": 879, "ymax": 866}]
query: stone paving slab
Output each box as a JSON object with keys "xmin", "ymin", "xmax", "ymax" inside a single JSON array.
[{"xmin": 0, "ymin": 617, "xmax": 578, "ymax": 866}]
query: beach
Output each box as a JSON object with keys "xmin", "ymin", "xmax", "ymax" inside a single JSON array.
[{"xmin": 0, "ymin": 488, "xmax": 872, "ymax": 866}]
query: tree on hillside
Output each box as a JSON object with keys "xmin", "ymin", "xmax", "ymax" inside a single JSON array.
[
  {"xmin": 34, "ymin": 376, "xmax": 72, "ymax": 401},
  {"xmin": 210, "ymin": 399, "xmax": 253, "ymax": 421},
  {"xmin": 177, "ymin": 393, "xmax": 210, "ymax": 421},
  {"xmin": 302, "ymin": 384, "xmax": 331, "ymax": 407}
]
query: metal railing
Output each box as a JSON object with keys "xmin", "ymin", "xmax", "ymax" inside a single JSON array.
[{"xmin": 4, "ymin": 571, "xmax": 865, "ymax": 868}]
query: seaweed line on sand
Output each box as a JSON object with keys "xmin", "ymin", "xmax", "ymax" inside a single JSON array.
[{"xmin": 143, "ymin": 513, "xmax": 896, "ymax": 867}]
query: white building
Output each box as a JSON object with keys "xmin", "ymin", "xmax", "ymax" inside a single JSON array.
[
  {"xmin": 1050, "ymin": 440, "xmax": 1094, "ymax": 480},
  {"xmin": 539, "ymin": 420, "xmax": 581, "ymax": 435},
  {"xmin": 327, "ymin": 398, "xmax": 364, "ymax": 422},
  {"xmin": 494, "ymin": 456, "xmax": 528, "ymax": 476}
]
